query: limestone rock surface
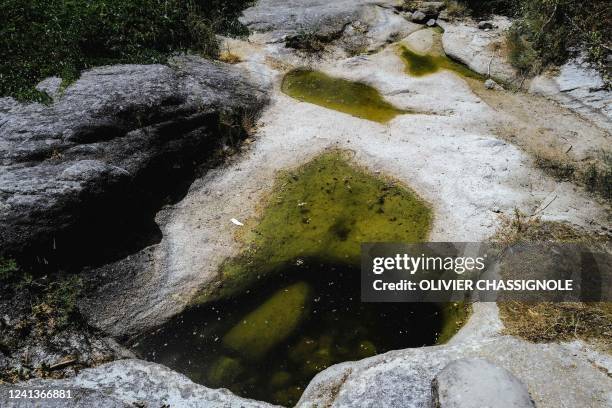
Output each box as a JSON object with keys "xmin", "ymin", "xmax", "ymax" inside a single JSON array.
[
  {"xmin": 440, "ymin": 16, "xmax": 517, "ymax": 83},
  {"xmin": 1, "ymin": 359, "xmax": 278, "ymax": 408},
  {"xmin": 431, "ymin": 358, "xmax": 536, "ymax": 408}
]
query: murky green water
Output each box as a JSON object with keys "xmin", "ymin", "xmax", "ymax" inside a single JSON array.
[
  {"xmin": 133, "ymin": 260, "xmax": 467, "ymax": 406},
  {"xmin": 400, "ymin": 46, "xmax": 484, "ymax": 79},
  {"xmin": 208, "ymin": 151, "xmax": 433, "ymax": 300},
  {"xmin": 281, "ymin": 69, "xmax": 408, "ymax": 123},
  {"xmin": 132, "ymin": 152, "xmax": 468, "ymax": 406}
]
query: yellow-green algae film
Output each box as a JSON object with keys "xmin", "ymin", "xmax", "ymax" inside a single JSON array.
[
  {"xmin": 281, "ymin": 69, "xmax": 408, "ymax": 123},
  {"xmin": 399, "ymin": 28, "xmax": 484, "ymax": 80},
  {"xmin": 134, "ymin": 152, "xmax": 471, "ymax": 406},
  {"xmin": 211, "ymin": 150, "xmax": 433, "ymax": 299}
]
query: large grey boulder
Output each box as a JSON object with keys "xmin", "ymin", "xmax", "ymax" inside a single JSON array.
[
  {"xmin": 240, "ymin": 0, "xmax": 419, "ymax": 54},
  {"xmin": 297, "ymin": 336, "xmax": 612, "ymax": 408},
  {"xmin": 431, "ymin": 358, "xmax": 536, "ymax": 408},
  {"xmin": 2, "ymin": 359, "xmax": 277, "ymax": 408},
  {"xmin": 0, "ymin": 56, "xmax": 269, "ymax": 259}
]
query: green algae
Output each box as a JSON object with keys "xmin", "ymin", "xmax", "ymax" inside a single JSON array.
[
  {"xmin": 281, "ymin": 69, "xmax": 408, "ymax": 123},
  {"xmin": 206, "ymin": 356, "xmax": 244, "ymax": 386},
  {"xmin": 223, "ymin": 281, "xmax": 311, "ymax": 361},
  {"xmin": 210, "ymin": 151, "xmax": 432, "ymax": 300},
  {"xmin": 436, "ymin": 302, "xmax": 473, "ymax": 344},
  {"xmin": 400, "ymin": 46, "xmax": 485, "ymax": 79},
  {"xmin": 134, "ymin": 152, "xmax": 472, "ymax": 407}
]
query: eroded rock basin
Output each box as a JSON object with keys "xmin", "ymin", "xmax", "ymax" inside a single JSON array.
[
  {"xmin": 129, "ymin": 152, "xmax": 467, "ymax": 406},
  {"xmin": 133, "ymin": 260, "xmax": 467, "ymax": 406},
  {"xmin": 62, "ymin": 9, "xmax": 609, "ymax": 408}
]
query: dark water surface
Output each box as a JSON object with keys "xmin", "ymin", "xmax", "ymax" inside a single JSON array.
[{"xmin": 132, "ymin": 260, "xmax": 451, "ymax": 406}]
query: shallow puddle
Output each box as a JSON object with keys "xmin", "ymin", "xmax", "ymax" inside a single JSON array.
[
  {"xmin": 211, "ymin": 151, "xmax": 433, "ymax": 299},
  {"xmin": 132, "ymin": 152, "xmax": 468, "ymax": 406},
  {"xmin": 400, "ymin": 46, "xmax": 484, "ymax": 79},
  {"xmin": 281, "ymin": 69, "xmax": 408, "ymax": 123},
  {"xmin": 133, "ymin": 260, "xmax": 468, "ymax": 406},
  {"xmin": 399, "ymin": 28, "xmax": 484, "ymax": 80}
]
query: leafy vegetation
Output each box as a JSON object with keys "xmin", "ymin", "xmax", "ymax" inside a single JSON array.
[
  {"xmin": 0, "ymin": 0, "xmax": 253, "ymax": 101},
  {"xmin": 0, "ymin": 258, "xmax": 18, "ymax": 281},
  {"xmin": 452, "ymin": 0, "xmax": 610, "ymax": 85},
  {"xmin": 0, "ymin": 258, "xmax": 83, "ymax": 335}
]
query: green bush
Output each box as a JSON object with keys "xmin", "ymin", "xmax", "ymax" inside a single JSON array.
[
  {"xmin": 457, "ymin": 0, "xmax": 518, "ymax": 16},
  {"xmin": 455, "ymin": 1, "xmax": 610, "ymax": 85},
  {"xmin": 0, "ymin": 258, "xmax": 18, "ymax": 281},
  {"xmin": 0, "ymin": 0, "xmax": 253, "ymax": 101}
]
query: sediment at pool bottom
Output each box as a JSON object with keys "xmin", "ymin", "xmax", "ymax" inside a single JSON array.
[{"xmin": 132, "ymin": 260, "xmax": 469, "ymax": 406}]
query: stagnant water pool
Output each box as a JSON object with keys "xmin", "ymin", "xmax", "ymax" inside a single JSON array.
[
  {"xmin": 281, "ymin": 69, "xmax": 409, "ymax": 123},
  {"xmin": 132, "ymin": 260, "xmax": 467, "ymax": 406}
]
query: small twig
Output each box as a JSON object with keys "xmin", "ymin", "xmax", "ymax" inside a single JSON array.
[
  {"xmin": 49, "ymin": 357, "xmax": 77, "ymax": 371},
  {"xmin": 532, "ymin": 194, "xmax": 558, "ymax": 216}
]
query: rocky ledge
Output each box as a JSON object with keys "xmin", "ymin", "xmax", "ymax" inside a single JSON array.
[
  {"xmin": 240, "ymin": 0, "xmax": 420, "ymax": 55},
  {"xmin": 0, "ymin": 56, "xmax": 269, "ymax": 262},
  {"xmin": 1, "ymin": 359, "xmax": 277, "ymax": 408}
]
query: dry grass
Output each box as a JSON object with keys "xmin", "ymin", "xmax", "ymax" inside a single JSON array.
[
  {"xmin": 469, "ymin": 82, "xmax": 612, "ymax": 202},
  {"xmin": 491, "ymin": 210, "xmax": 609, "ymax": 247},
  {"xmin": 219, "ymin": 51, "xmax": 242, "ymax": 64},
  {"xmin": 492, "ymin": 212, "xmax": 611, "ymax": 350},
  {"xmin": 499, "ymin": 301, "xmax": 612, "ymax": 352},
  {"xmin": 444, "ymin": 0, "xmax": 469, "ymax": 19},
  {"xmin": 532, "ymin": 145, "xmax": 612, "ymax": 200}
]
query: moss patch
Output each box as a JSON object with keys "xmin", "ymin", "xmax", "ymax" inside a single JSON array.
[
  {"xmin": 223, "ymin": 281, "xmax": 311, "ymax": 361},
  {"xmin": 207, "ymin": 151, "xmax": 433, "ymax": 300},
  {"xmin": 281, "ymin": 69, "xmax": 408, "ymax": 123}
]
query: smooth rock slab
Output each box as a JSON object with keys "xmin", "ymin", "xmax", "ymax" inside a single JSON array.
[
  {"xmin": 3, "ymin": 359, "xmax": 278, "ymax": 408},
  {"xmin": 431, "ymin": 358, "xmax": 535, "ymax": 408},
  {"xmin": 530, "ymin": 55, "xmax": 612, "ymax": 132},
  {"xmin": 440, "ymin": 16, "xmax": 517, "ymax": 83},
  {"xmin": 240, "ymin": 0, "xmax": 419, "ymax": 53},
  {"xmin": 297, "ymin": 336, "xmax": 612, "ymax": 408}
]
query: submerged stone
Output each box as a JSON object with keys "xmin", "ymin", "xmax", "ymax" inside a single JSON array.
[
  {"xmin": 269, "ymin": 371, "xmax": 292, "ymax": 389},
  {"xmin": 206, "ymin": 356, "xmax": 244, "ymax": 387},
  {"xmin": 223, "ymin": 281, "xmax": 311, "ymax": 361},
  {"xmin": 281, "ymin": 69, "xmax": 408, "ymax": 123}
]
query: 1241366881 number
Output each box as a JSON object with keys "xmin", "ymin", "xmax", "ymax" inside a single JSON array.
[{"xmin": 8, "ymin": 389, "xmax": 72, "ymax": 399}]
